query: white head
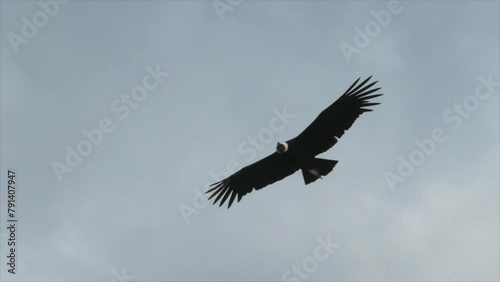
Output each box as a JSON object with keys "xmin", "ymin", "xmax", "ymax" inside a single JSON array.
[{"xmin": 276, "ymin": 142, "xmax": 289, "ymax": 154}]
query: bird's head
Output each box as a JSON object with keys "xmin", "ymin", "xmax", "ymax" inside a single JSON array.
[{"xmin": 276, "ymin": 142, "xmax": 289, "ymax": 154}]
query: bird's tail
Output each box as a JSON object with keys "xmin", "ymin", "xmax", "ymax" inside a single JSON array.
[{"xmin": 302, "ymin": 158, "xmax": 338, "ymax": 185}]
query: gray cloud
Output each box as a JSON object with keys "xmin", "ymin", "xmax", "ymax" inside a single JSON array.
[{"xmin": 0, "ymin": 1, "xmax": 498, "ymax": 281}]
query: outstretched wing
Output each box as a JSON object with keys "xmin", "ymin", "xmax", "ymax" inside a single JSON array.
[
  {"xmin": 296, "ymin": 76, "xmax": 383, "ymax": 156},
  {"xmin": 206, "ymin": 153, "xmax": 299, "ymax": 208}
]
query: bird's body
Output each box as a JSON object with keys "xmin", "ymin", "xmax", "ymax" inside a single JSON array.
[
  {"xmin": 207, "ymin": 76, "xmax": 383, "ymax": 208},
  {"xmin": 276, "ymin": 138, "xmax": 338, "ymax": 184}
]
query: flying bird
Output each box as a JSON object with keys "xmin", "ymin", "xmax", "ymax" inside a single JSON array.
[{"xmin": 207, "ymin": 76, "xmax": 383, "ymax": 208}]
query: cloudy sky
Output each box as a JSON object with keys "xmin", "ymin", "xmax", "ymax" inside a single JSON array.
[{"xmin": 1, "ymin": 1, "xmax": 498, "ymax": 281}]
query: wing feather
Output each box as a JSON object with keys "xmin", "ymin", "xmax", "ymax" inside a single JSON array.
[
  {"xmin": 206, "ymin": 153, "xmax": 299, "ymax": 208},
  {"xmin": 296, "ymin": 76, "xmax": 383, "ymax": 155}
]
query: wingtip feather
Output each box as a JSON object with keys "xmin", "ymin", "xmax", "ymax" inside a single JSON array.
[
  {"xmin": 348, "ymin": 76, "xmax": 373, "ymax": 96},
  {"xmin": 228, "ymin": 192, "xmax": 237, "ymax": 208},
  {"xmin": 219, "ymin": 188, "xmax": 232, "ymax": 207}
]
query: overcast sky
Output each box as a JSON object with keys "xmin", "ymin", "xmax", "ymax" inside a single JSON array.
[{"xmin": 1, "ymin": 1, "xmax": 499, "ymax": 281}]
